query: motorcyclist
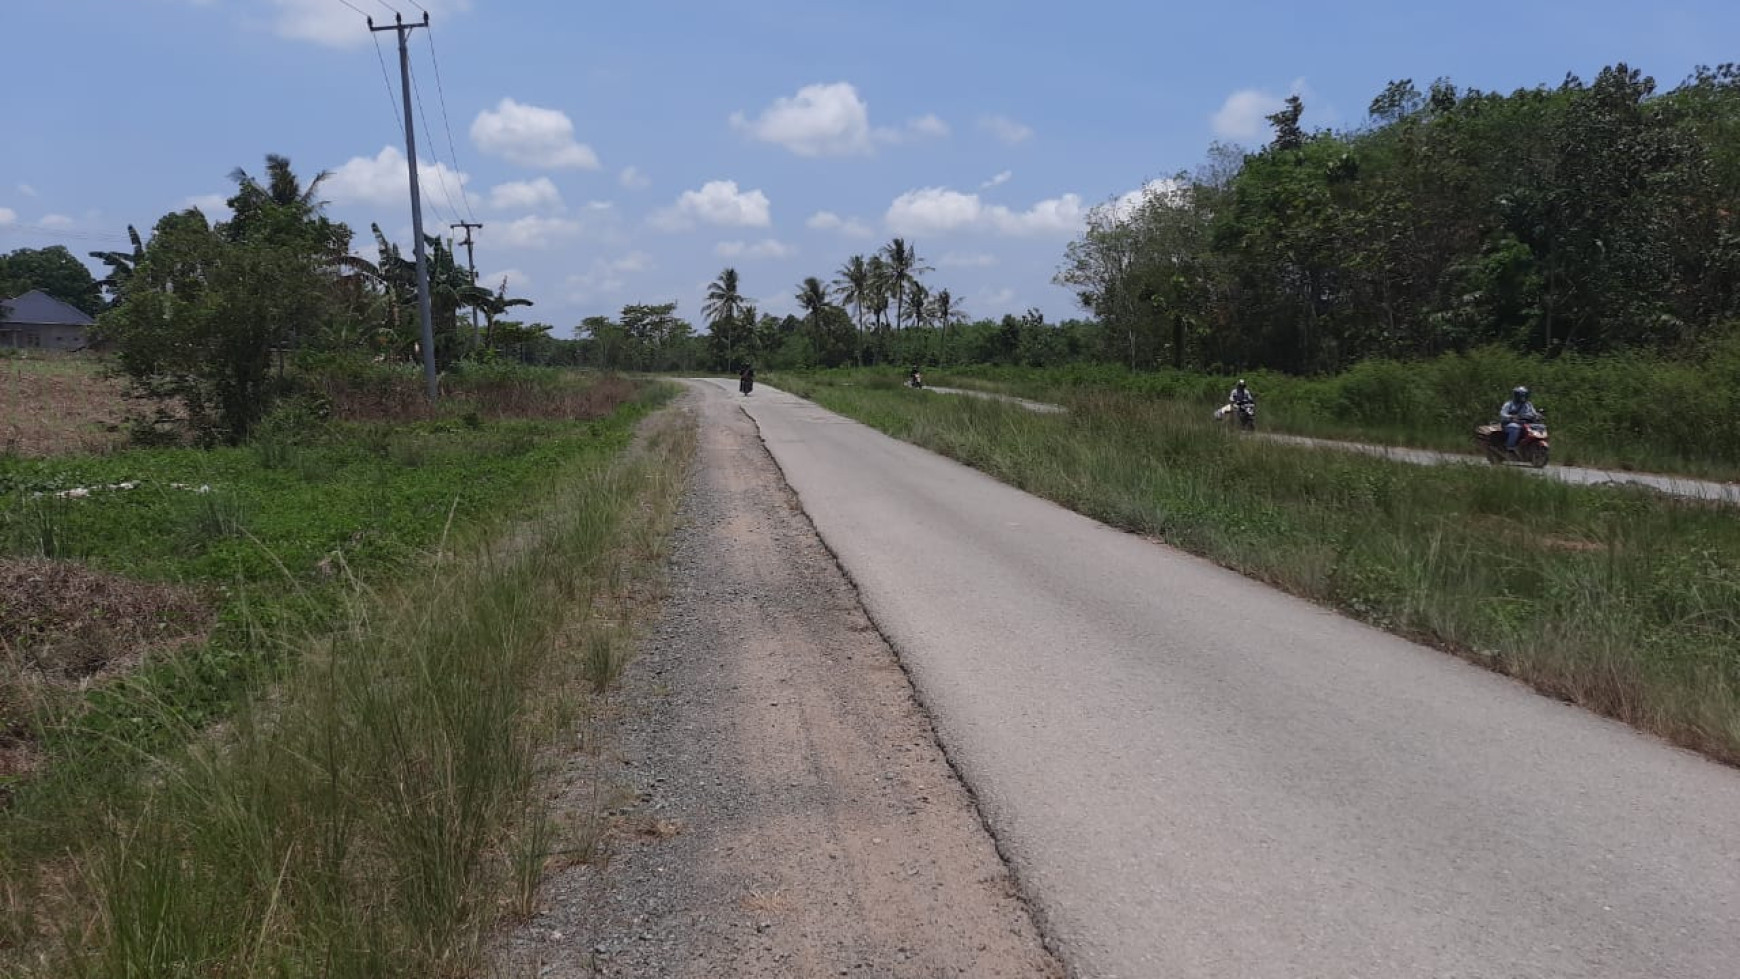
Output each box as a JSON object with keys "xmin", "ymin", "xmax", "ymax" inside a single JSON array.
[
  {"xmin": 1229, "ymin": 379, "xmax": 1255, "ymax": 408},
  {"xmin": 739, "ymin": 364, "xmax": 755, "ymax": 395},
  {"xmin": 1498, "ymin": 386, "xmax": 1541, "ymax": 452},
  {"xmin": 908, "ymin": 367, "xmax": 924, "ymax": 388}
]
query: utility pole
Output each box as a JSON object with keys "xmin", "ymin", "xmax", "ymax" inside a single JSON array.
[
  {"xmin": 370, "ymin": 11, "xmax": 438, "ymax": 402},
  {"xmin": 451, "ymin": 220, "xmax": 484, "ymax": 349}
]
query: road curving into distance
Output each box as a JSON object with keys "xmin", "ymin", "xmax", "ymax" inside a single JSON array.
[{"xmin": 701, "ymin": 377, "xmax": 1740, "ymax": 979}]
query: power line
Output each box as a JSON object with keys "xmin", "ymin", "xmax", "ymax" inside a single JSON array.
[
  {"xmin": 424, "ymin": 25, "xmax": 478, "ymax": 224},
  {"xmin": 407, "ymin": 55, "xmax": 464, "ymax": 230},
  {"xmin": 336, "ymin": 0, "xmax": 370, "ymax": 15},
  {"xmin": 366, "ymin": 16, "xmax": 406, "ymax": 141}
]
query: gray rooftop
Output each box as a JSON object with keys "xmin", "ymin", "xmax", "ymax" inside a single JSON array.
[{"xmin": 0, "ymin": 289, "xmax": 96, "ymax": 327}]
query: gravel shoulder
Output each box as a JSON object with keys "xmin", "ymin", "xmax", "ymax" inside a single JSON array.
[{"xmin": 493, "ymin": 384, "xmax": 1062, "ymax": 979}]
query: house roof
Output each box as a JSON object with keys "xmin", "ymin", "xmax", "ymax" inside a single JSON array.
[{"xmin": 0, "ymin": 289, "xmax": 96, "ymax": 327}]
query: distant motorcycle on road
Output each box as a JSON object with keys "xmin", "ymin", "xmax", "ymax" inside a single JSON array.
[
  {"xmin": 1475, "ymin": 416, "xmax": 1550, "ymax": 468},
  {"xmin": 1214, "ymin": 401, "xmax": 1257, "ymax": 431}
]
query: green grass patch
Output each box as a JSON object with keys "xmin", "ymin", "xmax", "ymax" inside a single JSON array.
[
  {"xmin": 0, "ymin": 374, "xmax": 669, "ymax": 836},
  {"xmin": 0, "ymin": 385, "xmax": 694, "ymax": 977},
  {"xmin": 795, "ymin": 342, "xmax": 1740, "ymax": 480},
  {"xmin": 785, "ymin": 376, "xmax": 1740, "ymax": 764}
]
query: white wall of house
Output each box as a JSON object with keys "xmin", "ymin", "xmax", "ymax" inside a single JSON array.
[{"xmin": 0, "ymin": 325, "xmax": 89, "ymax": 350}]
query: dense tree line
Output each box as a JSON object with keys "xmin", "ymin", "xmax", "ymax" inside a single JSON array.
[{"xmin": 1059, "ymin": 63, "xmax": 1740, "ymax": 372}]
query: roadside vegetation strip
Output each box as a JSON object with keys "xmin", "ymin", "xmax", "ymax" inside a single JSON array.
[
  {"xmin": 783, "ymin": 378, "xmax": 1740, "ymax": 765},
  {"xmin": 801, "ymin": 344, "xmax": 1740, "ymax": 482},
  {"xmin": 0, "ymin": 391, "xmax": 695, "ymax": 978}
]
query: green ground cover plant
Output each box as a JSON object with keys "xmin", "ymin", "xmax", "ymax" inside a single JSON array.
[
  {"xmin": 0, "ymin": 373, "xmax": 692, "ymax": 977},
  {"xmin": 782, "ymin": 376, "xmax": 1740, "ymax": 765}
]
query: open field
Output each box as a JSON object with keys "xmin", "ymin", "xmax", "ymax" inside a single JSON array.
[
  {"xmin": 0, "ymin": 370, "xmax": 691, "ymax": 976},
  {"xmin": 777, "ymin": 374, "xmax": 1740, "ymax": 764},
  {"xmin": 0, "ymin": 354, "xmax": 130, "ymax": 457},
  {"xmin": 805, "ymin": 345, "xmax": 1740, "ymax": 481}
]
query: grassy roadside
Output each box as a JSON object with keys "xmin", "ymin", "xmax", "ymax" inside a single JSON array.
[
  {"xmin": 0, "ymin": 392, "xmax": 695, "ymax": 977},
  {"xmin": 794, "ymin": 353, "xmax": 1740, "ymax": 482},
  {"xmin": 781, "ymin": 376, "xmax": 1740, "ymax": 764}
]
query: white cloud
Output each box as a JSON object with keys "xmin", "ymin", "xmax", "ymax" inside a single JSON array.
[
  {"xmin": 907, "ymin": 114, "xmax": 950, "ymax": 138},
  {"xmin": 325, "ymin": 146, "xmax": 472, "ymax": 210},
  {"xmin": 977, "ymin": 286, "xmax": 1017, "ymax": 310},
  {"xmin": 17, "ymin": 184, "xmax": 36, "ymax": 198},
  {"xmin": 566, "ymin": 251, "xmax": 652, "ymax": 304},
  {"xmin": 494, "ymin": 215, "xmax": 584, "ymax": 250},
  {"xmin": 939, "ymin": 251, "xmax": 998, "ymax": 268},
  {"xmin": 0, "ymin": 208, "xmax": 16, "ymax": 226},
  {"xmin": 266, "ymin": 0, "xmax": 471, "ymax": 48},
  {"xmin": 981, "ymin": 170, "xmax": 1013, "ymax": 190},
  {"xmin": 806, "ymin": 211, "xmax": 875, "ymax": 237},
  {"xmin": 885, "ymin": 187, "xmax": 1086, "ymax": 237},
  {"xmin": 471, "ymin": 98, "xmax": 600, "ymax": 170},
  {"xmin": 1211, "ymin": 88, "xmax": 1286, "ymax": 141},
  {"xmin": 185, "ymin": 193, "xmax": 233, "ymax": 218},
  {"xmin": 38, "ymin": 214, "xmax": 74, "ymax": 229},
  {"xmin": 619, "ymin": 166, "xmax": 650, "ymax": 190},
  {"xmin": 479, "ymin": 268, "xmax": 531, "ymax": 291},
  {"xmin": 980, "ymin": 115, "xmax": 1034, "ymax": 145},
  {"xmin": 487, "ymin": 177, "xmax": 563, "ymax": 213},
  {"xmin": 714, "ymin": 239, "xmax": 793, "ymax": 260},
  {"xmin": 650, "ymin": 180, "xmax": 771, "ymax": 231},
  {"xmin": 732, "ymin": 82, "xmax": 875, "ymax": 157},
  {"xmin": 1112, "ymin": 178, "xmax": 1187, "ymax": 220}
]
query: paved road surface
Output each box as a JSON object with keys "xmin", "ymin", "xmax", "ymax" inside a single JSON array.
[
  {"xmin": 922, "ymin": 386, "xmax": 1740, "ymax": 505},
  {"xmin": 701, "ymin": 378, "xmax": 1740, "ymax": 979}
]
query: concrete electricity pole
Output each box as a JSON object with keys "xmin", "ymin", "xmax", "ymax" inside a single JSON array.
[
  {"xmin": 451, "ymin": 220, "xmax": 484, "ymax": 347},
  {"xmin": 370, "ymin": 11, "xmax": 438, "ymax": 402}
]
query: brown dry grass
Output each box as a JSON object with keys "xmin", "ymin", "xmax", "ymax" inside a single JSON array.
[
  {"xmin": 0, "ymin": 354, "xmax": 129, "ymax": 457},
  {"xmin": 321, "ymin": 371, "xmax": 641, "ymax": 423},
  {"xmin": 0, "ymin": 558, "xmax": 212, "ymax": 787}
]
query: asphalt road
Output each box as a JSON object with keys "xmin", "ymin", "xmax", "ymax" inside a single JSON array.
[{"xmin": 701, "ymin": 378, "xmax": 1740, "ymax": 979}]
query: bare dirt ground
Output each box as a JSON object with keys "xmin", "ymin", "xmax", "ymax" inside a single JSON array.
[
  {"xmin": 493, "ymin": 385, "xmax": 1062, "ymax": 979},
  {"xmin": 0, "ymin": 355, "xmax": 128, "ymax": 457}
]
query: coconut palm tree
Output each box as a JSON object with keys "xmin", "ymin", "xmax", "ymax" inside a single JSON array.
[
  {"xmin": 796, "ymin": 276, "xmax": 832, "ymax": 363},
  {"xmin": 879, "ymin": 237, "xmax": 931, "ymax": 330},
  {"xmin": 833, "ymin": 255, "xmax": 871, "ymax": 332},
  {"xmin": 703, "ymin": 267, "xmax": 746, "ymax": 327},
  {"xmin": 906, "ymin": 282, "xmax": 931, "ymax": 329}
]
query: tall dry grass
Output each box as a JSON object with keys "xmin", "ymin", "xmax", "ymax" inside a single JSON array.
[{"xmin": 0, "ymin": 403, "xmax": 694, "ymax": 977}]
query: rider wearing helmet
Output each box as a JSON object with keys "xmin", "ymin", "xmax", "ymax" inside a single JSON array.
[
  {"xmin": 1498, "ymin": 386, "xmax": 1541, "ymax": 451},
  {"xmin": 1229, "ymin": 378, "xmax": 1255, "ymax": 407}
]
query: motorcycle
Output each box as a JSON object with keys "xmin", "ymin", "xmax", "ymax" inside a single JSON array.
[
  {"xmin": 1475, "ymin": 415, "xmax": 1549, "ymax": 468},
  {"xmin": 739, "ymin": 372, "xmax": 754, "ymax": 395},
  {"xmin": 907, "ymin": 372, "xmax": 924, "ymax": 389},
  {"xmin": 1214, "ymin": 401, "xmax": 1257, "ymax": 431}
]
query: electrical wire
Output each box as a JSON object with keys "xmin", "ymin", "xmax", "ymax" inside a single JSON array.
[
  {"xmin": 424, "ymin": 25, "xmax": 479, "ymax": 224},
  {"xmin": 407, "ymin": 56, "xmax": 463, "ymax": 230},
  {"xmin": 368, "ymin": 25, "xmax": 407, "ymax": 142}
]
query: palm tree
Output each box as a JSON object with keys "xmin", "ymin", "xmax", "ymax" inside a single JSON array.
[
  {"xmin": 89, "ymin": 224, "xmax": 145, "ymax": 302},
  {"xmin": 879, "ymin": 237, "xmax": 932, "ymax": 330},
  {"xmin": 833, "ymin": 255, "xmax": 871, "ymax": 333},
  {"xmin": 228, "ymin": 153, "xmax": 331, "ymax": 213},
  {"xmin": 930, "ymin": 288, "xmax": 964, "ymax": 329},
  {"xmin": 906, "ymin": 282, "xmax": 931, "ymax": 329},
  {"xmin": 703, "ymin": 267, "xmax": 745, "ymax": 327},
  {"xmin": 477, "ymin": 278, "xmax": 535, "ymax": 349},
  {"xmin": 796, "ymin": 276, "xmax": 832, "ymax": 363}
]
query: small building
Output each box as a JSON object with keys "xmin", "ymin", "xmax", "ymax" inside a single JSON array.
[{"xmin": 0, "ymin": 289, "xmax": 97, "ymax": 351}]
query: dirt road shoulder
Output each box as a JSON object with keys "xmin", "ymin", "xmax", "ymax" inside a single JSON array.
[{"xmin": 494, "ymin": 383, "xmax": 1062, "ymax": 978}]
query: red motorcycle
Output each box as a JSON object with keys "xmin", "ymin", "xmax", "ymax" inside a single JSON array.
[{"xmin": 1475, "ymin": 416, "xmax": 1549, "ymax": 468}]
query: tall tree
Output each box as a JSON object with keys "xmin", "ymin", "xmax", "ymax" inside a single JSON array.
[
  {"xmin": 879, "ymin": 238, "xmax": 931, "ymax": 329},
  {"xmin": 88, "ymin": 225, "xmax": 146, "ymax": 305},
  {"xmin": 0, "ymin": 245, "xmax": 104, "ymax": 314}
]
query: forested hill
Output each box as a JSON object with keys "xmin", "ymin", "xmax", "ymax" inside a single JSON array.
[{"xmin": 1059, "ymin": 64, "xmax": 1740, "ymax": 372}]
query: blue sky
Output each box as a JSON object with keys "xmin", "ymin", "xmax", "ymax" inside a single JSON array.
[{"xmin": 2, "ymin": 0, "xmax": 1736, "ymax": 335}]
